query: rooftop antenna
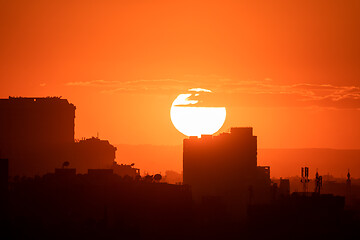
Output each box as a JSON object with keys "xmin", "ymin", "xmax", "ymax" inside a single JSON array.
[
  {"xmin": 346, "ymin": 169, "xmax": 351, "ymax": 190},
  {"xmin": 301, "ymin": 167, "xmax": 310, "ymax": 194},
  {"xmin": 97, "ymin": 132, "xmax": 99, "ymax": 139},
  {"xmin": 314, "ymin": 170, "xmax": 322, "ymax": 194},
  {"xmin": 346, "ymin": 169, "xmax": 352, "ymax": 205}
]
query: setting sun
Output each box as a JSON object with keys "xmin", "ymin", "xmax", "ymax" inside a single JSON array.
[
  {"xmin": 1, "ymin": 0, "xmax": 360, "ymax": 238},
  {"xmin": 170, "ymin": 88, "xmax": 226, "ymax": 137}
]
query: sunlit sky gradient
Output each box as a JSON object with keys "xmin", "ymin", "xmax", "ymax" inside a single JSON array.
[{"xmin": 0, "ymin": 0, "xmax": 359, "ymax": 148}]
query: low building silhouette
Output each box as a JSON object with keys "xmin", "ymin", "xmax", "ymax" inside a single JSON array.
[
  {"xmin": 0, "ymin": 158, "xmax": 8, "ymax": 220},
  {"xmin": 7, "ymin": 170, "xmax": 193, "ymax": 239},
  {"xmin": 0, "ymin": 97, "xmax": 118, "ymax": 177},
  {"xmin": 247, "ymin": 192, "xmax": 347, "ymax": 239},
  {"xmin": 72, "ymin": 137, "xmax": 117, "ymax": 174},
  {"xmin": 0, "ymin": 158, "xmax": 8, "ymax": 193},
  {"xmin": 113, "ymin": 163, "xmax": 140, "ymax": 179},
  {"xmin": 54, "ymin": 167, "xmax": 76, "ymax": 176},
  {"xmin": 183, "ymin": 127, "xmax": 271, "ymax": 218},
  {"xmin": 279, "ymin": 178, "xmax": 290, "ymax": 197}
]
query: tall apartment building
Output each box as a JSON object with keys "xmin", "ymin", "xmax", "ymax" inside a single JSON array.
[
  {"xmin": 183, "ymin": 127, "xmax": 271, "ymax": 217},
  {"xmin": 0, "ymin": 97, "xmax": 117, "ymax": 176}
]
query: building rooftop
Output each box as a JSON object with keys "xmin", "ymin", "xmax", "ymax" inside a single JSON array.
[{"xmin": 0, "ymin": 96, "xmax": 75, "ymax": 107}]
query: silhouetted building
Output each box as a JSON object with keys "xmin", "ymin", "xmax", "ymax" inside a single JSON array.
[
  {"xmin": 88, "ymin": 168, "xmax": 114, "ymax": 175},
  {"xmin": 247, "ymin": 193, "xmax": 346, "ymax": 239},
  {"xmin": 163, "ymin": 170, "xmax": 183, "ymax": 184},
  {"xmin": 279, "ymin": 178, "xmax": 290, "ymax": 197},
  {"xmin": 0, "ymin": 158, "xmax": 8, "ymax": 221},
  {"xmin": 113, "ymin": 163, "xmax": 140, "ymax": 179},
  {"xmin": 0, "ymin": 97, "xmax": 118, "ymax": 177},
  {"xmin": 54, "ymin": 168, "xmax": 76, "ymax": 176},
  {"xmin": 0, "ymin": 97, "xmax": 75, "ymax": 146},
  {"xmin": 0, "ymin": 97, "xmax": 76, "ymax": 177},
  {"xmin": 183, "ymin": 127, "xmax": 271, "ymax": 218},
  {"xmin": 7, "ymin": 172, "xmax": 192, "ymax": 239},
  {"xmin": 72, "ymin": 137, "xmax": 117, "ymax": 174},
  {"xmin": 0, "ymin": 158, "xmax": 8, "ymax": 193}
]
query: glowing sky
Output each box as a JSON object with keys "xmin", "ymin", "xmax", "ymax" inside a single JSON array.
[{"xmin": 0, "ymin": 0, "xmax": 359, "ymax": 148}]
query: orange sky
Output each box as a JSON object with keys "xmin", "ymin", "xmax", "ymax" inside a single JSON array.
[{"xmin": 0, "ymin": 0, "xmax": 359, "ymax": 149}]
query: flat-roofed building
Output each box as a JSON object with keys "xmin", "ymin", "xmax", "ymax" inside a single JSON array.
[
  {"xmin": 183, "ymin": 127, "xmax": 271, "ymax": 218},
  {"xmin": 0, "ymin": 97, "xmax": 75, "ymax": 177}
]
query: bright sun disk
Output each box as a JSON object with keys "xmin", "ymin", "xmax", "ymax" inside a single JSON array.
[{"xmin": 170, "ymin": 89, "xmax": 226, "ymax": 137}]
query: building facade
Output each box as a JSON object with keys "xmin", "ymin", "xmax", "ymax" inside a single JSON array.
[
  {"xmin": 0, "ymin": 97, "xmax": 76, "ymax": 176},
  {"xmin": 72, "ymin": 137, "xmax": 117, "ymax": 174},
  {"xmin": 0, "ymin": 97, "xmax": 117, "ymax": 177},
  {"xmin": 183, "ymin": 127, "xmax": 271, "ymax": 217}
]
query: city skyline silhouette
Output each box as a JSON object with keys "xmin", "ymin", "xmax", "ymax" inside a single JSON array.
[
  {"xmin": 0, "ymin": 95, "xmax": 359, "ymax": 239},
  {"xmin": 1, "ymin": 1, "xmax": 360, "ymax": 239}
]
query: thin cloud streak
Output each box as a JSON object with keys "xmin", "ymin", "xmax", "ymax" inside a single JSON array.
[{"xmin": 66, "ymin": 78, "xmax": 360, "ymax": 109}]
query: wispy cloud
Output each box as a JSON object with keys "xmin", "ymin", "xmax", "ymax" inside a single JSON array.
[
  {"xmin": 216, "ymin": 80, "xmax": 360, "ymax": 108},
  {"xmin": 67, "ymin": 79, "xmax": 199, "ymax": 94},
  {"xmin": 66, "ymin": 77, "xmax": 360, "ymax": 109},
  {"xmin": 66, "ymin": 80, "xmax": 120, "ymax": 86}
]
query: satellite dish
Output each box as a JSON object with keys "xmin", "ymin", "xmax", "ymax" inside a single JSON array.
[
  {"xmin": 154, "ymin": 174, "xmax": 162, "ymax": 181},
  {"xmin": 62, "ymin": 161, "xmax": 70, "ymax": 168},
  {"xmin": 144, "ymin": 175, "xmax": 153, "ymax": 182}
]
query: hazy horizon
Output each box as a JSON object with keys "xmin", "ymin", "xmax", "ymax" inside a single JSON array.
[{"xmin": 115, "ymin": 143, "xmax": 360, "ymax": 178}]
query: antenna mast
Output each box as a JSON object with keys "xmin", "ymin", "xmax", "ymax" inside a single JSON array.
[
  {"xmin": 301, "ymin": 167, "xmax": 310, "ymax": 194},
  {"xmin": 314, "ymin": 170, "xmax": 322, "ymax": 194}
]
